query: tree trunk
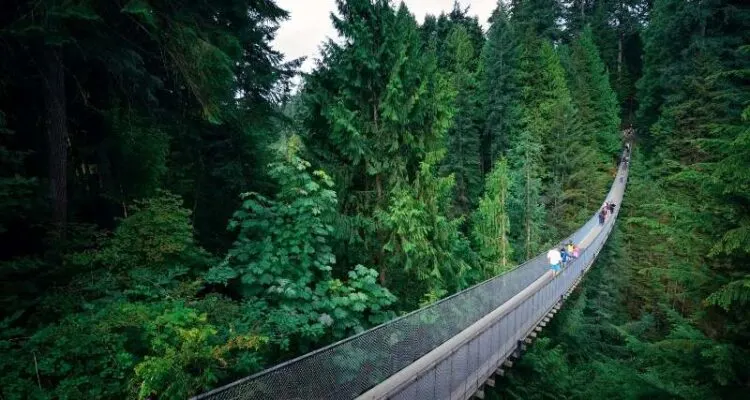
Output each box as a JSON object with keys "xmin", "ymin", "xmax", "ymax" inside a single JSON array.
[
  {"xmin": 500, "ymin": 180, "xmax": 507, "ymax": 270},
  {"xmin": 617, "ymin": 31, "xmax": 624, "ymax": 79},
  {"xmin": 376, "ymin": 173, "xmax": 386, "ymax": 285},
  {"xmin": 525, "ymin": 152, "xmax": 531, "ymax": 259},
  {"xmin": 580, "ymin": 0, "xmax": 585, "ymax": 20},
  {"xmin": 44, "ymin": 46, "xmax": 69, "ymax": 232}
]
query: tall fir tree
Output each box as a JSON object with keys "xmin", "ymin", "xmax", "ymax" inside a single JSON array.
[
  {"xmin": 440, "ymin": 25, "xmax": 483, "ymax": 216},
  {"xmin": 472, "ymin": 158, "xmax": 514, "ymax": 276},
  {"xmin": 481, "ymin": 1, "xmax": 522, "ymax": 171},
  {"xmin": 532, "ymin": 41, "xmax": 583, "ymax": 236},
  {"xmin": 511, "ymin": 0, "xmax": 563, "ymax": 41},
  {"xmin": 303, "ymin": 0, "xmax": 463, "ymax": 306},
  {"xmin": 569, "ymin": 26, "xmax": 622, "ymax": 158}
]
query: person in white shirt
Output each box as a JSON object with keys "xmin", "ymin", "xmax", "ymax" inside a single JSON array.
[{"xmin": 547, "ymin": 248, "xmax": 562, "ymax": 275}]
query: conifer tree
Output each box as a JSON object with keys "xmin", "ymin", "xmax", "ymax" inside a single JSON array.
[
  {"xmin": 303, "ymin": 0, "xmax": 457, "ymax": 301},
  {"xmin": 481, "ymin": 2, "xmax": 522, "ymax": 170},
  {"xmin": 441, "ymin": 25, "xmax": 483, "ymax": 215},
  {"xmin": 562, "ymin": 26, "xmax": 621, "ymax": 219},
  {"xmin": 380, "ymin": 151, "xmax": 474, "ymax": 307},
  {"xmin": 510, "ymin": 0, "xmax": 563, "ymax": 41},
  {"xmin": 569, "ymin": 26, "xmax": 621, "ymax": 158},
  {"xmin": 421, "ymin": 2, "xmax": 485, "ymax": 73},
  {"xmin": 531, "ymin": 41, "xmax": 581, "ymax": 236},
  {"xmin": 507, "ymin": 124, "xmax": 545, "ymax": 260},
  {"xmin": 636, "ymin": 0, "xmax": 694, "ymax": 139},
  {"xmin": 472, "ymin": 158, "xmax": 514, "ymax": 276}
]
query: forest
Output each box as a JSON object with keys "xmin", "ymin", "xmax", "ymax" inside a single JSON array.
[{"xmin": 0, "ymin": 0, "xmax": 748, "ymax": 399}]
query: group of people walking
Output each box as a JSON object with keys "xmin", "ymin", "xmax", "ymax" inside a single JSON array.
[
  {"xmin": 547, "ymin": 241, "xmax": 580, "ymax": 275},
  {"xmin": 620, "ymin": 142, "xmax": 631, "ymax": 168},
  {"xmin": 599, "ymin": 201, "xmax": 616, "ymax": 225}
]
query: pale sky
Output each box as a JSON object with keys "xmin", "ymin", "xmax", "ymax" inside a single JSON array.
[{"xmin": 272, "ymin": 0, "xmax": 498, "ymax": 73}]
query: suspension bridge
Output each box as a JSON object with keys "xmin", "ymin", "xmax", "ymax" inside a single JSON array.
[{"xmin": 193, "ymin": 151, "xmax": 630, "ymax": 400}]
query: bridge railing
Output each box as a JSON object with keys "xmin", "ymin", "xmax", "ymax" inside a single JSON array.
[
  {"xmin": 193, "ymin": 163, "xmax": 629, "ymax": 400},
  {"xmin": 363, "ymin": 169, "xmax": 626, "ymax": 399}
]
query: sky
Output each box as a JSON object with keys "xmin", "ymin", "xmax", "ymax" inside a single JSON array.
[{"xmin": 272, "ymin": 0, "xmax": 498, "ymax": 74}]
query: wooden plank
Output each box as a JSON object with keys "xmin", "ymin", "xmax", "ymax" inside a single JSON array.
[
  {"xmin": 474, "ymin": 388, "xmax": 485, "ymax": 399},
  {"xmin": 496, "ymin": 368, "xmax": 505, "ymax": 377},
  {"xmin": 503, "ymin": 360, "xmax": 514, "ymax": 368},
  {"xmin": 486, "ymin": 378, "xmax": 496, "ymax": 388},
  {"xmin": 534, "ymin": 326, "xmax": 542, "ymax": 332}
]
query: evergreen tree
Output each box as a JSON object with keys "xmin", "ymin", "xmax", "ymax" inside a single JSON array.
[
  {"xmin": 481, "ymin": 1, "xmax": 522, "ymax": 170},
  {"xmin": 507, "ymin": 124, "xmax": 545, "ymax": 260},
  {"xmin": 509, "ymin": 36, "xmax": 578, "ymax": 252},
  {"xmin": 421, "ymin": 2, "xmax": 485, "ymax": 72},
  {"xmin": 531, "ymin": 41, "xmax": 581, "ymax": 237},
  {"xmin": 511, "ymin": 0, "xmax": 563, "ymax": 41},
  {"xmin": 303, "ymin": 0, "xmax": 460, "ymax": 305},
  {"xmin": 472, "ymin": 158, "xmax": 514, "ymax": 276},
  {"xmin": 569, "ymin": 26, "xmax": 621, "ymax": 158},
  {"xmin": 563, "ymin": 1, "xmax": 648, "ymax": 122},
  {"xmin": 635, "ymin": 0, "xmax": 695, "ymax": 138},
  {"xmin": 380, "ymin": 152, "xmax": 475, "ymax": 307},
  {"xmin": 560, "ymin": 25, "xmax": 622, "ymax": 222},
  {"xmin": 441, "ymin": 25, "xmax": 483, "ymax": 215}
]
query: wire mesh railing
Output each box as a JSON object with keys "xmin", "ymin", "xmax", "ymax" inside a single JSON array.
[
  {"xmin": 379, "ymin": 170, "xmax": 626, "ymax": 400},
  {"xmin": 193, "ymin": 158, "xmax": 629, "ymax": 400}
]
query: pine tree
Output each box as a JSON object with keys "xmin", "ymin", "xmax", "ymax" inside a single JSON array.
[
  {"xmin": 635, "ymin": 0, "xmax": 695, "ymax": 139},
  {"xmin": 510, "ymin": 0, "xmax": 563, "ymax": 41},
  {"xmin": 481, "ymin": 2, "xmax": 522, "ymax": 170},
  {"xmin": 380, "ymin": 152, "xmax": 475, "ymax": 307},
  {"xmin": 562, "ymin": 25, "xmax": 621, "ymax": 220},
  {"xmin": 421, "ymin": 2, "xmax": 485, "ymax": 73},
  {"xmin": 472, "ymin": 158, "xmax": 514, "ymax": 276},
  {"xmin": 507, "ymin": 124, "xmax": 545, "ymax": 261},
  {"xmin": 303, "ymin": 0, "xmax": 457, "ymax": 301},
  {"xmin": 532, "ymin": 41, "xmax": 581, "ymax": 236},
  {"xmin": 569, "ymin": 26, "xmax": 621, "ymax": 158},
  {"xmin": 441, "ymin": 25, "xmax": 483, "ymax": 215}
]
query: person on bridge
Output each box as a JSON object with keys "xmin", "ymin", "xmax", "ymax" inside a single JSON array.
[
  {"xmin": 608, "ymin": 202, "xmax": 616, "ymax": 213},
  {"xmin": 572, "ymin": 244, "xmax": 580, "ymax": 259},
  {"xmin": 560, "ymin": 246, "xmax": 569, "ymax": 266},
  {"xmin": 566, "ymin": 241, "xmax": 575, "ymax": 257},
  {"xmin": 599, "ymin": 207, "xmax": 607, "ymax": 225},
  {"xmin": 547, "ymin": 248, "xmax": 562, "ymax": 275}
]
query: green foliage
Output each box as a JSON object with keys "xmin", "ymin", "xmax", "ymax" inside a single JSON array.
[
  {"xmin": 507, "ymin": 38, "xmax": 569, "ymax": 257},
  {"xmin": 303, "ymin": 0, "xmax": 457, "ymax": 306},
  {"xmin": 569, "ymin": 26, "xmax": 621, "ymax": 157},
  {"xmin": 380, "ymin": 153, "xmax": 474, "ymax": 307},
  {"xmin": 510, "ymin": 0, "xmax": 563, "ymax": 41},
  {"xmin": 481, "ymin": 2, "xmax": 522, "ymax": 167},
  {"xmin": 440, "ymin": 25, "xmax": 483, "ymax": 215},
  {"xmin": 67, "ymin": 191, "xmax": 210, "ymax": 300},
  {"xmin": 0, "ymin": 197, "xmax": 265, "ymax": 400},
  {"xmin": 208, "ymin": 136, "xmax": 396, "ymax": 340},
  {"xmin": 472, "ymin": 158, "xmax": 514, "ymax": 276}
]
